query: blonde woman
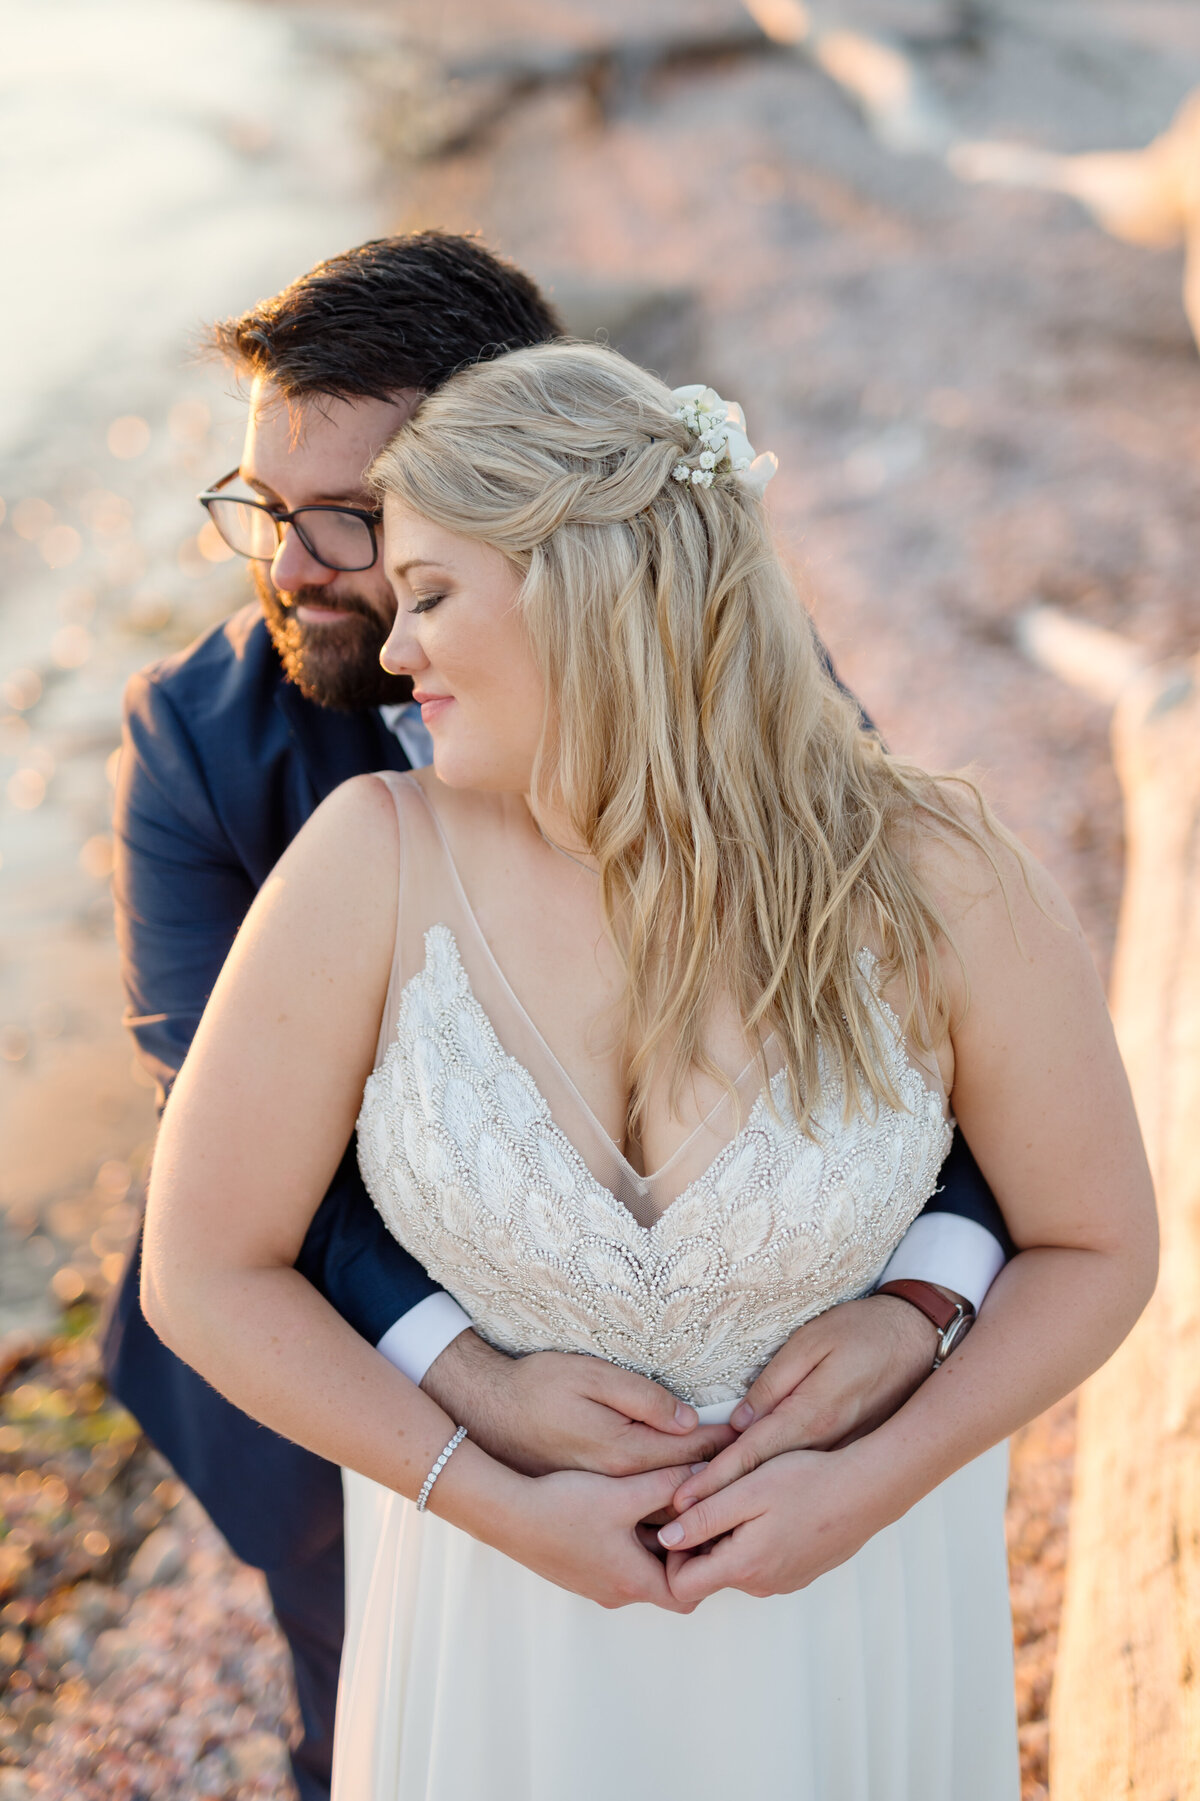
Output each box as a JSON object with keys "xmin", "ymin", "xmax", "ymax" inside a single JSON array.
[{"xmin": 143, "ymin": 343, "xmax": 1155, "ymax": 1799}]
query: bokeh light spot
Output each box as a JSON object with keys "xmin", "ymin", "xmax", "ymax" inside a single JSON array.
[
  {"xmin": 197, "ymin": 519, "xmax": 236, "ymax": 563},
  {"xmin": 3, "ymin": 669, "xmax": 43, "ymax": 711},
  {"xmin": 79, "ymin": 835, "xmax": 114, "ymax": 880},
  {"xmin": 51, "ymin": 624, "xmax": 93, "ymax": 669},
  {"xmin": 51, "ymin": 1267, "xmax": 87, "ymax": 1306},
  {"xmin": 107, "ymin": 416, "xmax": 151, "ymax": 460},
  {"xmin": 11, "ymin": 498, "xmax": 54, "ymax": 541},
  {"xmin": 41, "ymin": 525, "xmax": 82, "ymax": 569},
  {"xmin": 96, "ymin": 1159, "xmax": 132, "ymax": 1198},
  {"xmin": 7, "ymin": 769, "xmax": 46, "ymax": 811},
  {"xmin": 84, "ymin": 491, "xmax": 135, "ymax": 536}
]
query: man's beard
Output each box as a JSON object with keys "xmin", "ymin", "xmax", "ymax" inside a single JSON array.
[{"xmin": 252, "ymin": 566, "xmax": 413, "ymax": 712}]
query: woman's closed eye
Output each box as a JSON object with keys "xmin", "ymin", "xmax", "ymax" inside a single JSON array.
[{"xmin": 409, "ymin": 592, "xmax": 445, "ymax": 615}]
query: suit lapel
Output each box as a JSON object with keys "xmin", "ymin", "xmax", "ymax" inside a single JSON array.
[{"xmin": 274, "ymin": 682, "xmax": 411, "ymax": 809}]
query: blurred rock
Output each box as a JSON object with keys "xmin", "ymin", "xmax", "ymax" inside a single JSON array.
[
  {"xmin": 40, "ymin": 1611, "xmax": 91, "ymax": 1668},
  {"xmin": 125, "ymin": 1524, "xmax": 186, "ymax": 1592},
  {"xmin": 0, "ymin": 1544, "xmax": 32, "ymax": 1598},
  {"xmin": 0, "ymin": 1772, "xmax": 32, "ymax": 1801},
  {"xmin": 68, "ymin": 1580, "xmax": 128, "ymax": 1630},
  {"xmin": 193, "ymin": 1748, "xmax": 234, "ymax": 1798},
  {"xmin": 225, "ymin": 1729, "xmax": 290, "ymax": 1781},
  {"xmin": 87, "ymin": 1626, "xmax": 142, "ymax": 1681}
]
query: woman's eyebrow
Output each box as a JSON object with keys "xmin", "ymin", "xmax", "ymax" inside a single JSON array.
[{"xmin": 391, "ymin": 558, "xmax": 448, "ymax": 578}]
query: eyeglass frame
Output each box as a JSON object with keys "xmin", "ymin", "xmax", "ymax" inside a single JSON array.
[{"xmin": 198, "ymin": 468, "xmax": 384, "ymax": 572}]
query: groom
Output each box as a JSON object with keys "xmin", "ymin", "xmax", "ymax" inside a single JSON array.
[{"xmin": 105, "ymin": 232, "xmax": 1009, "ymax": 1800}]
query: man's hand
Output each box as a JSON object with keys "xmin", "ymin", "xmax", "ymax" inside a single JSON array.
[
  {"xmin": 421, "ymin": 1330, "xmax": 735, "ymax": 1477},
  {"xmin": 668, "ymin": 1294, "xmax": 936, "ymax": 1510}
]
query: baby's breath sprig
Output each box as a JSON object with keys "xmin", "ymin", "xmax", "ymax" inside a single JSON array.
[{"xmin": 669, "ymin": 385, "xmax": 777, "ymax": 497}]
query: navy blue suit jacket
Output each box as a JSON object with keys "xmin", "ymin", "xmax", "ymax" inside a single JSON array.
[{"xmin": 103, "ymin": 604, "xmax": 1009, "ymax": 1573}]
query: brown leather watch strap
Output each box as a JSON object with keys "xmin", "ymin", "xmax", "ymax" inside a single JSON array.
[{"xmin": 875, "ymin": 1278, "xmax": 963, "ymax": 1334}]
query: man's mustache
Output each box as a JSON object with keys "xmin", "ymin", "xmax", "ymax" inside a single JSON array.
[{"xmin": 275, "ymin": 586, "xmax": 395, "ymax": 629}]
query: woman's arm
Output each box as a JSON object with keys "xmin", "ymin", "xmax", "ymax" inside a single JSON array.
[
  {"xmin": 661, "ymin": 829, "xmax": 1157, "ymax": 1600},
  {"xmin": 141, "ymin": 774, "xmax": 694, "ymax": 1611}
]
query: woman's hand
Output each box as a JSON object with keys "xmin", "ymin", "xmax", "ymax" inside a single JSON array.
[
  {"xmin": 473, "ymin": 1461, "xmax": 700, "ymax": 1613},
  {"xmin": 669, "ymin": 1295, "xmax": 937, "ymax": 1513},
  {"xmin": 656, "ymin": 1445, "xmax": 895, "ymax": 1605}
]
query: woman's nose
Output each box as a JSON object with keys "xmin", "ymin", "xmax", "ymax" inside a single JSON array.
[
  {"xmin": 270, "ymin": 523, "xmax": 335, "ymax": 592},
  {"xmin": 380, "ymin": 605, "xmax": 427, "ymax": 676}
]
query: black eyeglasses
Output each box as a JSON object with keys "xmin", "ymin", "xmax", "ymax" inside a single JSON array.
[{"xmin": 198, "ymin": 469, "xmax": 383, "ymax": 572}]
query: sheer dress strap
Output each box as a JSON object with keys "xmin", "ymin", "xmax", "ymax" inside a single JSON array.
[{"xmin": 368, "ymin": 771, "xmax": 438, "ymax": 1069}]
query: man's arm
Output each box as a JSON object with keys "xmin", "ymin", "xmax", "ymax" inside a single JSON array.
[{"xmin": 874, "ymin": 1129, "xmax": 1011, "ymax": 1310}]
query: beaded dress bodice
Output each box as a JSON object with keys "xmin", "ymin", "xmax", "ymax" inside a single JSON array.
[{"xmin": 356, "ymin": 774, "xmax": 952, "ymax": 1408}]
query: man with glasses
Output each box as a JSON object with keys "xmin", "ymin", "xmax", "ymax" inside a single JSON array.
[{"xmin": 105, "ymin": 232, "xmax": 1007, "ymax": 1801}]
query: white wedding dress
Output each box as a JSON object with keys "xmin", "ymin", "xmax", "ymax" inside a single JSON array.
[{"xmin": 333, "ymin": 773, "xmax": 1018, "ymax": 1800}]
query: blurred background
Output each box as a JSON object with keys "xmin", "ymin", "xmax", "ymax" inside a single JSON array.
[{"xmin": 1, "ymin": 1, "xmax": 1197, "ymax": 1795}]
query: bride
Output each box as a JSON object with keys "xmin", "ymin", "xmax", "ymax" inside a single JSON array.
[{"xmin": 142, "ymin": 343, "xmax": 1155, "ymax": 1799}]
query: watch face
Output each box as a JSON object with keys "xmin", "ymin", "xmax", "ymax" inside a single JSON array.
[{"xmin": 939, "ymin": 1313, "xmax": 972, "ymax": 1359}]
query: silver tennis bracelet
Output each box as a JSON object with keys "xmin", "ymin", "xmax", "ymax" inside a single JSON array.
[{"xmin": 416, "ymin": 1425, "xmax": 468, "ymax": 1513}]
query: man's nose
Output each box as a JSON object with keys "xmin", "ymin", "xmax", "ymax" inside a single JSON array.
[{"xmin": 270, "ymin": 522, "xmax": 337, "ymax": 593}]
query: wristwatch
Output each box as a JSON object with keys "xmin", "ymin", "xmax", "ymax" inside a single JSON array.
[{"xmin": 875, "ymin": 1278, "xmax": 975, "ymax": 1368}]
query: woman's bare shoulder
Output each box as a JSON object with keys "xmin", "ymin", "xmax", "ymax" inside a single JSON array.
[
  {"xmin": 248, "ymin": 773, "xmax": 405, "ymax": 963},
  {"xmin": 288, "ymin": 771, "xmax": 405, "ymax": 865}
]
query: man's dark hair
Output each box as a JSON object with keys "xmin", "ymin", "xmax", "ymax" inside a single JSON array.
[{"xmin": 210, "ymin": 231, "xmax": 563, "ymax": 400}]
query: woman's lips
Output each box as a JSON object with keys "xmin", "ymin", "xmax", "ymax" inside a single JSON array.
[{"xmin": 416, "ymin": 694, "xmax": 454, "ymax": 724}]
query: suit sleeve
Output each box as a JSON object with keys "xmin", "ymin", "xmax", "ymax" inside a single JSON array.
[{"xmin": 113, "ymin": 669, "xmax": 444, "ymax": 1345}]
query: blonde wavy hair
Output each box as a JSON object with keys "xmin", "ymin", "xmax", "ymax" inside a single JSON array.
[{"xmin": 370, "ymin": 341, "xmax": 1011, "ymax": 1133}]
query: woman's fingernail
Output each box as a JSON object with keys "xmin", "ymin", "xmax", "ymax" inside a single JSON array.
[
  {"xmin": 689, "ymin": 1462, "xmax": 708, "ymax": 1474},
  {"xmin": 731, "ymin": 1402, "xmax": 754, "ymax": 1429},
  {"xmin": 674, "ymin": 1402, "xmax": 697, "ymax": 1429},
  {"xmin": 658, "ymin": 1521, "xmax": 685, "ymax": 1547}
]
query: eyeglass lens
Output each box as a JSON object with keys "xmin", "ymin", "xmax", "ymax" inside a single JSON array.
[{"xmin": 205, "ymin": 498, "xmax": 377, "ymax": 572}]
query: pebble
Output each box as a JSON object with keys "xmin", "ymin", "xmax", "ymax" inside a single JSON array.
[
  {"xmin": 69, "ymin": 1581, "xmax": 129, "ymax": 1630},
  {"xmin": 40, "ymin": 1612, "xmax": 91, "ymax": 1668},
  {"xmin": 87, "ymin": 1626, "xmax": 142, "ymax": 1682},
  {"xmin": 225, "ymin": 1730, "xmax": 290, "ymax": 1781},
  {"xmin": 192, "ymin": 1748, "xmax": 233, "ymax": 1797},
  {"xmin": 125, "ymin": 1524, "xmax": 186, "ymax": 1592},
  {"xmin": 0, "ymin": 1544, "xmax": 32, "ymax": 1596},
  {"xmin": 0, "ymin": 1772, "xmax": 31, "ymax": 1801}
]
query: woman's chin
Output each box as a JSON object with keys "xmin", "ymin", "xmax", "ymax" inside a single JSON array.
[
  {"xmin": 430, "ymin": 745, "xmax": 527, "ymax": 793},
  {"xmin": 429, "ymin": 746, "xmax": 487, "ymax": 790}
]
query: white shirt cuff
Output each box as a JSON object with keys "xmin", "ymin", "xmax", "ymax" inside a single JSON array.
[
  {"xmin": 875, "ymin": 1213, "xmax": 1006, "ymax": 1314},
  {"xmin": 375, "ymin": 1293, "xmax": 473, "ymax": 1386}
]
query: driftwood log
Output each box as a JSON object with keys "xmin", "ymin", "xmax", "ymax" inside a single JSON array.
[{"xmin": 1040, "ymin": 635, "xmax": 1200, "ymax": 1796}]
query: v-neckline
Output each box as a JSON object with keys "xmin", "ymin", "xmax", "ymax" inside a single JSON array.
[
  {"xmin": 403, "ymin": 774, "xmax": 774, "ymax": 1199},
  {"xmin": 403, "ymin": 922, "xmax": 787, "ymax": 1239}
]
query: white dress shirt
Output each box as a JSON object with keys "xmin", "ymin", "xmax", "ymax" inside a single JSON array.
[{"xmin": 372, "ymin": 702, "xmax": 1004, "ymax": 1384}]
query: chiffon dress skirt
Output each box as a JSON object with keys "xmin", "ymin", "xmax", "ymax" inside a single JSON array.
[{"xmin": 332, "ymin": 773, "xmax": 1020, "ymax": 1799}]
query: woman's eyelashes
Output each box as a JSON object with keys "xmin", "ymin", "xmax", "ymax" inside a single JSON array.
[{"xmin": 409, "ymin": 592, "xmax": 446, "ymax": 615}]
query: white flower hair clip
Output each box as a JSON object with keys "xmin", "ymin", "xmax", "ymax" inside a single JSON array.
[{"xmin": 670, "ymin": 384, "xmax": 778, "ymax": 499}]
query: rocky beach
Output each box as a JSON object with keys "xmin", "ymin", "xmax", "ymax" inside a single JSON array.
[{"xmin": 2, "ymin": 2, "xmax": 1198, "ymax": 1794}]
